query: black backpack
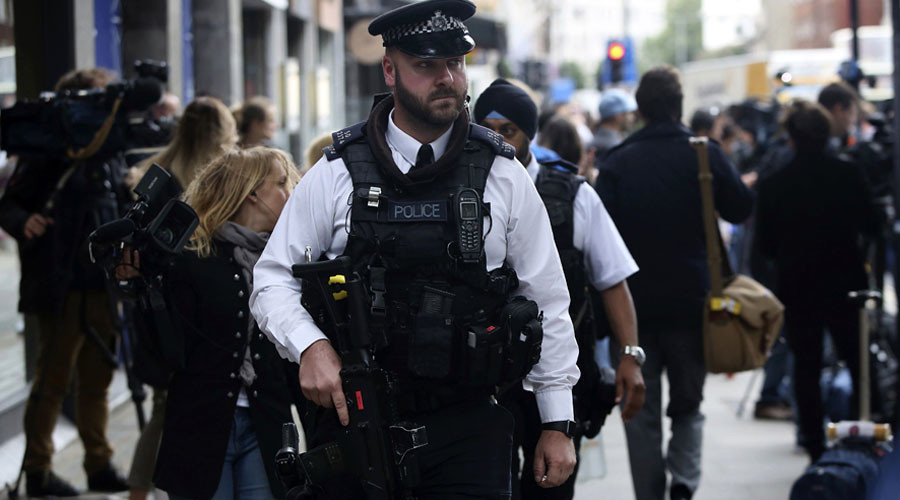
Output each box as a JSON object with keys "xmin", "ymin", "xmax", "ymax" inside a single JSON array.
[{"xmin": 790, "ymin": 442, "xmax": 888, "ymax": 500}]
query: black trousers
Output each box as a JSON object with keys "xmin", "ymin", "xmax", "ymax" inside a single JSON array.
[
  {"xmin": 785, "ymin": 303, "xmax": 860, "ymax": 459},
  {"xmin": 304, "ymin": 396, "xmax": 514, "ymax": 499},
  {"xmin": 504, "ymin": 388, "xmax": 581, "ymax": 500}
]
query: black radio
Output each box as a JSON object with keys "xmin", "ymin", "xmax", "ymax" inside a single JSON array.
[{"xmin": 454, "ymin": 188, "xmax": 483, "ymax": 263}]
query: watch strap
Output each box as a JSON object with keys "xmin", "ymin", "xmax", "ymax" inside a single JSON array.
[{"xmin": 541, "ymin": 420, "xmax": 576, "ymax": 438}]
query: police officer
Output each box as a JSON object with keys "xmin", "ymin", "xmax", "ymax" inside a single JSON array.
[
  {"xmin": 475, "ymin": 79, "xmax": 645, "ymax": 499},
  {"xmin": 251, "ymin": 1, "xmax": 579, "ymax": 498}
]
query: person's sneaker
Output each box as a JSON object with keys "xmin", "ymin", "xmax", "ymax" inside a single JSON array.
[
  {"xmin": 86, "ymin": 462, "xmax": 129, "ymax": 492},
  {"xmin": 25, "ymin": 469, "xmax": 80, "ymax": 497},
  {"xmin": 670, "ymin": 483, "xmax": 693, "ymax": 500},
  {"xmin": 753, "ymin": 401, "xmax": 793, "ymax": 420}
]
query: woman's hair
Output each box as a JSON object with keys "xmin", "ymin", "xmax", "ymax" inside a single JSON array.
[
  {"xmin": 303, "ymin": 132, "xmax": 334, "ymax": 174},
  {"xmin": 140, "ymin": 96, "xmax": 237, "ymax": 188},
  {"xmin": 183, "ymin": 147, "xmax": 299, "ymax": 257},
  {"xmin": 782, "ymin": 99, "xmax": 833, "ymax": 153},
  {"xmin": 234, "ymin": 96, "xmax": 275, "ymax": 138},
  {"xmin": 537, "ymin": 115, "xmax": 583, "ymax": 165}
]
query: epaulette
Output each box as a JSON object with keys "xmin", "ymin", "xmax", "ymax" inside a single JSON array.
[
  {"xmin": 324, "ymin": 121, "xmax": 367, "ymax": 161},
  {"xmin": 468, "ymin": 124, "xmax": 516, "ymax": 160}
]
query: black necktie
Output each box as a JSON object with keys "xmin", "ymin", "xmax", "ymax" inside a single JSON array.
[{"xmin": 413, "ymin": 144, "xmax": 434, "ymax": 171}]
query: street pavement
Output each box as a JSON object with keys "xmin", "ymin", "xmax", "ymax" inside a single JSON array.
[
  {"xmin": 0, "ymin": 368, "xmax": 809, "ymax": 499},
  {"xmin": 574, "ymin": 371, "xmax": 808, "ymax": 500}
]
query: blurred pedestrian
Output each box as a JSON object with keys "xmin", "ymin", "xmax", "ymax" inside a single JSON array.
[
  {"xmin": 475, "ymin": 78, "xmax": 644, "ymax": 500},
  {"xmin": 235, "ymin": 96, "xmax": 278, "ymax": 148},
  {"xmin": 817, "ymin": 82, "xmax": 859, "ymax": 151},
  {"xmin": 689, "ymin": 109, "xmax": 715, "ymax": 138},
  {"xmin": 596, "ymin": 65, "xmax": 754, "ymax": 500},
  {"xmin": 153, "ymin": 147, "xmax": 299, "ymax": 500},
  {"xmin": 302, "ymin": 132, "xmax": 333, "ymax": 175},
  {"xmin": 755, "ymin": 99, "xmax": 880, "ymax": 462},
  {"xmin": 538, "ymin": 115, "xmax": 599, "ymax": 183},
  {"xmin": 151, "ymin": 92, "xmax": 180, "ymax": 121},
  {"xmin": 135, "ymin": 95, "xmax": 238, "ymax": 191},
  {"xmin": 127, "ymin": 95, "xmax": 238, "ymax": 500},
  {"xmin": 589, "ymin": 88, "xmax": 636, "ymax": 165}
]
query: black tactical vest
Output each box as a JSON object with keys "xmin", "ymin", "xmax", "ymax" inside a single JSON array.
[
  {"xmin": 535, "ymin": 158, "xmax": 588, "ymax": 326},
  {"xmin": 322, "ymin": 121, "xmax": 522, "ymax": 383}
]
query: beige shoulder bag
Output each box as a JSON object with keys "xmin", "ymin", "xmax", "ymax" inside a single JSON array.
[{"xmin": 690, "ymin": 137, "xmax": 785, "ymax": 374}]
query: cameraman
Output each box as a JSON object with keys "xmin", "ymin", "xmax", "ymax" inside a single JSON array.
[{"xmin": 0, "ymin": 68, "xmax": 131, "ymax": 497}]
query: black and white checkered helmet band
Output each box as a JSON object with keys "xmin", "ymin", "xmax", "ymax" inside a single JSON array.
[{"xmin": 382, "ymin": 10, "xmax": 468, "ymax": 45}]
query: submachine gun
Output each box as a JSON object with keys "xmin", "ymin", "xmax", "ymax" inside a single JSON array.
[{"xmin": 276, "ymin": 256, "xmax": 427, "ymax": 500}]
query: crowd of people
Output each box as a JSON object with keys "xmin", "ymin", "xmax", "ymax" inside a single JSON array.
[{"xmin": 0, "ymin": 0, "xmax": 893, "ymax": 499}]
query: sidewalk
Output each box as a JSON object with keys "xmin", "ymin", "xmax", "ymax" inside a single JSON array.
[{"xmin": 574, "ymin": 370, "xmax": 808, "ymax": 499}]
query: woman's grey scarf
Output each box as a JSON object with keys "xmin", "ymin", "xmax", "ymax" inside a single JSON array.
[{"xmin": 214, "ymin": 221, "xmax": 269, "ymax": 388}]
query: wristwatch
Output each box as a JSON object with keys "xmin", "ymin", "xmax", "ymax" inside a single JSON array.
[
  {"xmin": 541, "ymin": 420, "xmax": 577, "ymax": 438},
  {"xmin": 622, "ymin": 345, "xmax": 646, "ymax": 366}
]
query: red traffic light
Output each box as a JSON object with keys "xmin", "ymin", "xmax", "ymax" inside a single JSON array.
[{"xmin": 608, "ymin": 41, "xmax": 626, "ymax": 61}]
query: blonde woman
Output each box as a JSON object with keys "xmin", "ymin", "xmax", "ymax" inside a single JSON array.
[
  {"xmin": 153, "ymin": 148, "xmax": 299, "ymax": 500},
  {"xmin": 135, "ymin": 96, "xmax": 238, "ymax": 193},
  {"xmin": 234, "ymin": 96, "xmax": 278, "ymax": 148}
]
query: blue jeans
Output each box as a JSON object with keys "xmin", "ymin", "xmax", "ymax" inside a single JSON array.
[
  {"xmin": 170, "ymin": 407, "xmax": 274, "ymax": 500},
  {"xmin": 758, "ymin": 331, "xmax": 793, "ymax": 405}
]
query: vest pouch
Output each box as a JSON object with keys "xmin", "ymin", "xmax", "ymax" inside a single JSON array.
[
  {"xmin": 463, "ymin": 325, "xmax": 504, "ymax": 386},
  {"xmin": 499, "ymin": 296, "xmax": 543, "ymax": 384},
  {"xmin": 407, "ymin": 287, "xmax": 457, "ymax": 380}
]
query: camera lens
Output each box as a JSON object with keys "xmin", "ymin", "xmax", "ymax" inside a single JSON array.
[{"xmin": 156, "ymin": 227, "xmax": 175, "ymax": 246}]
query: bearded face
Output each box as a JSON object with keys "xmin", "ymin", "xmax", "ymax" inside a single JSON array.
[{"xmin": 388, "ymin": 53, "xmax": 468, "ymax": 129}]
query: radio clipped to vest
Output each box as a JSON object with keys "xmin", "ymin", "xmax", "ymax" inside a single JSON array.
[{"xmin": 454, "ymin": 187, "xmax": 483, "ymax": 263}]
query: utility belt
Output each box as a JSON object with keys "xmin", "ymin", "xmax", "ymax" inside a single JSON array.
[
  {"xmin": 383, "ymin": 291, "xmax": 543, "ymax": 391},
  {"xmin": 302, "ymin": 269, "xmax": 543, "ymax": 392}
]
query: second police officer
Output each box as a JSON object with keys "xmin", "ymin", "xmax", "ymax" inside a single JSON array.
[
  {"xmin": 474, "ymin": 78, "xmax": 646, "ymax": 499},
  {"xmin": 251, "ymin": 0, "xmax": 579, "ymax": 498}
]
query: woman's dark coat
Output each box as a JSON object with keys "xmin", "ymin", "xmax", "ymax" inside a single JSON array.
[{"xmin": 154, "ymin": 240, "xmax": 294, "ymax": 499}]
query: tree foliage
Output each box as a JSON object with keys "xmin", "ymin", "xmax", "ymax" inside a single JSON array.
[
  {"xmin": 640, "ymin": 0, "xmax": 703, "ymax": 70},
  {"xmin": 559, "ymin": 61, "xmax": 587, "ymax": 89}
]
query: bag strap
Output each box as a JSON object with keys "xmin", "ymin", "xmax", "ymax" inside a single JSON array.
[
  {"xmin": 67, "ymin": 97, "xmax": 123, "ymax": 160},
  {"xmin": 690, "ymin": 137, "xmax": 726, "ymax": 296}
]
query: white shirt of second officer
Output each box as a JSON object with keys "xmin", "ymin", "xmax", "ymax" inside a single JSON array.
[
  {"xmin": 524, "ymin": 154, "xmax": 639, "ymax": 291},
  {"xmin": 251, "ymin": 111, "xmax": 580, "ymax": 424}
]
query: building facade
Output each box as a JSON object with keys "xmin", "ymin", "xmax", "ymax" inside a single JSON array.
[{"xmin": 12, "ymin": 0, "xmax": 346, "ymax": 164}]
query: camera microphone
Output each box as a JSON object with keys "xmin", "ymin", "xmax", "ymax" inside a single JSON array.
[{"xmin": 91, "ymin": 218, "xmax": 136, "ymax": 244}]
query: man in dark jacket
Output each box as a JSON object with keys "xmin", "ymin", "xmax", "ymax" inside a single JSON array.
[
  {"xmin": 755, "ymin": 99, "xmax": 880, "ymax": 462},
  {"xmin": 0, "ymin": 68, "xmax": 130, "ymax": 497},
  {"xmin": 595, "ymin": 66, "xmax": 754, "ymax": 500}
]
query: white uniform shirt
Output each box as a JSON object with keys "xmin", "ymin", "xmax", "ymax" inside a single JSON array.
[
  {"xmin": 526, "ymin": 156, "xmax": 638, "ymax": 291},
  {"xmin": 251, "ymin": 112, "xmax": 580, "ymax": 422}
]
